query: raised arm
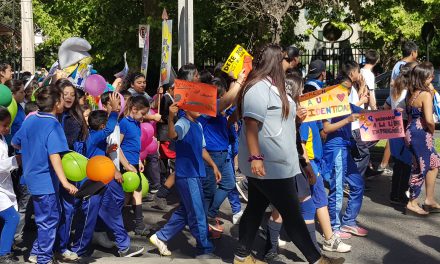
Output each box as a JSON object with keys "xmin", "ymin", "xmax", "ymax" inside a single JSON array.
[{"xmin": 218, "ymin": 69, "xmax": 246, "ymax": 113}]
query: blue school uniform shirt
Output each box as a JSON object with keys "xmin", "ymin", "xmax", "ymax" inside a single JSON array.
[
  {"xmin": 11, "ymin": 112, "xmax": 69, "ymax": 195},
  {"xmin": 300, "ymin": 121, "xmax": 323, "ymax": 160},
  {"xmin": 5, "ymin": 104, "xmax": 25, "ymax": 144},
  {"xmin": 174, "ymin": 117, "xmax": 206, "ymax": 178},
  {"xmin": 324, "ymin": 103, "xmax": 363, "ymax": 148},
  {"xmin": 119, "ymin": 116, "xmax": 141, "ymax": 165},
  {"xmin": 197, "ymin": 100, "xmax": 229, "ymax": 152},
  {"xmin": 86, "ymin": 112, "xmax": 118, "ymax": 159}
]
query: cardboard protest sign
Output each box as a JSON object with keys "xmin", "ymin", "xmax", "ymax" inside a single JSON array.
[
  {"xmin": 221, "ymin": 45, "xmax": 253, "ymax": 79},
  {"xmin": 174, "ymin": 79, "xmax": 217, "ymax": 117},
  {"xmin": 299, "ymin": 84, "xmax": 351, "ymax": 122},
  {"xmin": 359, "ymin": 110, "xmax": 405, "ymax": 141}
]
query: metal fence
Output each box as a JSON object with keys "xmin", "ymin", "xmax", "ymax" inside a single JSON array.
[{"xmin": 299, "ymin": 47, "xmax": 368, "ymax": 83}]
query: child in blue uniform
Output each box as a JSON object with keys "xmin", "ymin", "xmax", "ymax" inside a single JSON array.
[
  {"xmin": 322, "ymin": 62, "xmax": 368, "ymax": 238},
  {"xmin": 70, "ymin": 93, "xmax": 121, "ymax": 257},
  {"xmin": 119, "ymin": 95, "xmax": 150, "ymax": 236},
  {"xmin": 300, "ymin": 120, "xmax": 351, "ymax": 252},
  {"xmin": 12, "ymin": 85, "xmax": 78, "ymax": 264},
  {"xmin": 150, "ymin": 103, "xmax": 221, "ymax": 257}
]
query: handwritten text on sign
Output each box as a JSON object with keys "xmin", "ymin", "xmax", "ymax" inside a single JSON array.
[
  {"xmin": 174, "ymin": 79, "xmax": 217, "ymax": 117},
  {"xmin": 359, "ymin": 110, "xmax": 405, "ymax": 141},
  {"xmin": 221, "ymin": 45, "xmax": 253, "ymax": 79},
  {"xmin": 299, "ymin": 84, "xmax": 351, "ymax": 122}
]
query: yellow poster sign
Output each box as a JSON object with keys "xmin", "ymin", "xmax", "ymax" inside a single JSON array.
[
  {"xmin": 221, "ymin": 45, "xmax": 253, "ymax": 79},
  {"xmin": 299, "ymin": 84, "xmax": 351, "ymax": 122},
  {"xmin": 160, "ymin": 20, "xmax": 172, "ymax": 85}
]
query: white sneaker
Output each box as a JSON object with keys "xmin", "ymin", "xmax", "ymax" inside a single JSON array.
[
  {"xmin": 28, "ymin": 255, "xmax": 37, "ymax": 263},
  {"xmin": 93, "ymin": 231, "xmax": 115, "ymax": 249},
  {"xmin": 232, "ymin": 210, "xmax": 244, "ymax": 225},
  {"xmin": 57, "ymin": 250, "xmax": 79, "ymax": 261},
  {"xmin": 278, "ymin": 237, "xmax": 287, "ymax": 247},
  {"xmin": 149, "ymin": 233, "xmax": 171, "ymax": 256},
  {"xmin": 323, "ymin": 234, "xmax": 352, "ymax": 253}
]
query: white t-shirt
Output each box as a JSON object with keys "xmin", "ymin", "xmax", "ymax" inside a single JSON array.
[
  {"xmin": 0, "ymin": 135, "xmax": 18, "ymax": 212},
  {"xmin": 349, "ymin": 87, "xmax": 364, "ymax": 130},
  {"xmin": 360, "ymin": 68, "xmax": 375, "ymax": 91},
  {"xmin": 107, "ymin": 124, "xmax": 120, "ymax": 170},
  {"xmin": 386, "ymin": 89, "xmax": 408, "ymax": 120}
]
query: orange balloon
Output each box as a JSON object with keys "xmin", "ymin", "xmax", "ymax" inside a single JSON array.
[{"xmin": 86, "ymin": 156, "xmax": 115, "ymax": 184}]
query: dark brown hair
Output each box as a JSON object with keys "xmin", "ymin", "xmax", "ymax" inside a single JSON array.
[
  {"xmin": 36, "ymin": 85, "xmax": 63, "ymax": 112},
  {"xmin": 410, "ymin": 62, "xmax": 434, "ymax": 94},
  {"xmin": 55, "ymin": 78, "xmax": 88, "ymax": 140},
  {"xmin": 392, "ymin": 62, "xmax": 417, "ymax": 100},
  {"xmin": 5, "ymin": 79, "xmax": 24, "ymax": 94},
  {"xmin": 237, "ymin": 44, "xmax": 289, "ymax": 119},
  {"xmin": 285, "ymin": 72, "xmax": 304, "ymax": 103}
]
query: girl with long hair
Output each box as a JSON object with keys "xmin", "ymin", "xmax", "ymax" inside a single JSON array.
[
  {"xmin": 55, "ymin": 78, "xmax": 88, "ymax": 261},
  {"xmin": 234, "ymin": 44, "xmax": 338, "ymax": 264},
  {"xmin": 384, "ymin": 62, "xmax": 417, "ymax": 205},
  {"xmin": 405, "ymin": 62, "xmax": 440, "ymax": 215}
]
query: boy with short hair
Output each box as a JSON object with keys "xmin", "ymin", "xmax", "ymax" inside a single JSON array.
[
  {"xmin": 71, "ymin": 93, "xmax": 144, "ymax": 258},
  {"xmin": 12, "ymin": 85, "xmax": 78, "ymax": 264},
  {"xmin": 150, "ymin": 103, "xmax": 221, "ymax": 258}
]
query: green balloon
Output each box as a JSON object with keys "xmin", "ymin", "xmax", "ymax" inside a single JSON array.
[
  {"xmin": 0, "ymin": 84, "xmax": 12, "ymax": 107},
  {"xmin": 122, "ymin": 172, "xmax": 141, "ymax": 193},
  {"xmin": 7, "ymin": 99, "xmax": 17, "ymax": 126},
  {"xmin": 140, "ymin": 172, "xmax": 149, "ymax": 198},
  {"xmin": 62, "ymin": 152, "xmax": 88, "ymax": 182}
]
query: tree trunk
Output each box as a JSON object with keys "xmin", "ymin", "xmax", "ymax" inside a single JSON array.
[{"xmin": 272, "ymin": 19, "xmax": 282, "ymax": 44}]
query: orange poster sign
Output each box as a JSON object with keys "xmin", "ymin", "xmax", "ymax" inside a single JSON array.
[{"xmin": 174, "ymin": 79, "xmax": 217, "ymax": 117}]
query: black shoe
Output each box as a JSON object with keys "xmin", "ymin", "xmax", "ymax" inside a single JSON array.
[
  {"xmin": 236, "ymin": 180, "xmax": 248, "ymax": 202},
  {"xmin": 143, "ymin": 193, "xmax": 154, "ymax": 202},
  {"xmin": 154, "ymin": 193, "xmax": 167, "ymax": 210},
  {"xmin": 0, "ymin": 254, "xmax": 21, "ymax": 263},
  {"xmin": 365, "ymin": 167, "xmax": 382, "ymax": 180},
  {"xmin": 390, "ymin": 197, "xmax": 407, "ymax": 206},
  {"xmin": 134, "ymin": 226, "xmax": 150, "ymax": 237},
  {"xmin": 118, "ymin": 246, "xmax": 144, "ymax": 257},
  {"xmin": 264, "ymin": 252, "xmax": 283, "ymax": 263}
]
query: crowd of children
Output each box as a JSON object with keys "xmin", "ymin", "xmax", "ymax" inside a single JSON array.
[{"xmin": 0, "ymin": 38, "xmax": 439, "ymax": 264}]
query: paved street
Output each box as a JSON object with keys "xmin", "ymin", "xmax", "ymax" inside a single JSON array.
[{"xmin": 15, "ymin": 160, "xmax": 440, "ymax": 264}]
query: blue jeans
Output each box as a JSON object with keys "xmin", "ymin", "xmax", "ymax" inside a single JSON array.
[
  {"xmin": 157, "ymin": 177, "xmax": 213, "ymax": 255},
  {"xmin": 202, "ymin": 151, "xmax": 236, "ymax": 218},
  {"xmin": 31, "ymin": 194, "xmax": 61, "ymax": 264},
  {"xmin": 0, "ymin": 206, "xmax": 19, "ymax": 256},
  {"xmin": 323, "ymin": 146, "xmax": 364, "ymax": 230},
  {"xmin": 228, "ymin": 146, "xmax": 241, "ymax": 215}
]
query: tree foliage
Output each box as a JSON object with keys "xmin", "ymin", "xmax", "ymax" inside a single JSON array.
[{"xmin": 3, "ymin": 0, "xmax": 440, "ymax": 81}]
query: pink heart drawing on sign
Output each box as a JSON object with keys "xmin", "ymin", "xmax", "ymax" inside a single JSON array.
[{"xmin": 337, "ymin": 93, "xmax": 345, "ymax": 102}]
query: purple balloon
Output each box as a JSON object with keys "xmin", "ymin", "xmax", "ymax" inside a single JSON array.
[
  {"xmin": 140, "ymin": 123, "xmax": 155, "ymax": 150},
  {"xmin": 85, "ymin": 74, "xmax": 107, "ymax": 97}
]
